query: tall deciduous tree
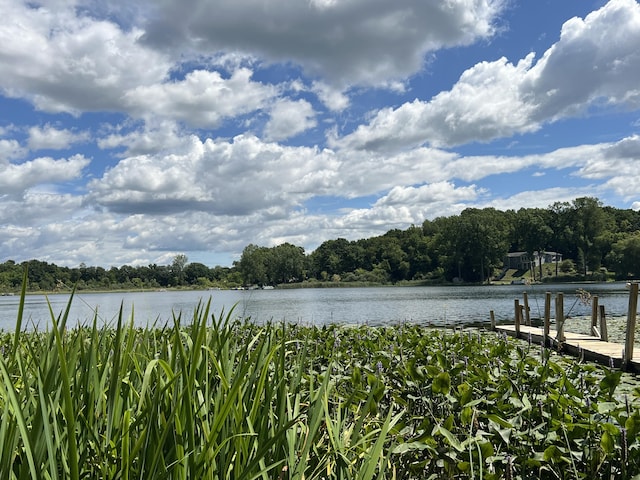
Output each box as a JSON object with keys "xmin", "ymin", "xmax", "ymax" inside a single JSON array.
[
  {"xmin": 269, "ymin": 243, "xmax": 306, "ymax": 284},
  {"xmin": 606, "ymin": 233, "xmax": 640, "ymax": 278},
  {"xmin": 436, "ymin": 208, "xmax": 510, "ymax": 282},
  {"xmin": 512, "ymin": 208, "xmax": 553, "ymax": 279},
  {"xmin": 238, "ymin": 244, "xmax": 269, "ymax": 286},
  {"xmin": 551, "ymin": 197, "xmax": 610, "ymax": 275},
  {"xmin": 171, "ymin": 254, "xmax": 189, "ymax": 285}
]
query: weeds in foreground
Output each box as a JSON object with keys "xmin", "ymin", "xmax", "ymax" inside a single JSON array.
[{"xmin": 0, "ymin": 269, "xmax": 639, "ymax": 479}]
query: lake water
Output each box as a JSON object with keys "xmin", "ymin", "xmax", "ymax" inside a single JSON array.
[{"xmin": 0, "ymin": 282, "xmax": 634, "ymax": 331}]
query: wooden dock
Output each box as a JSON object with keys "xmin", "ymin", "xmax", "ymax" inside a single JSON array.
[
  {"xmin": 495, "ymin": 324, "xmax": 640, "ymax": 372},
  {"xmin": 492, "ymin": 283, "xmax": 640, "ymax": 373}
]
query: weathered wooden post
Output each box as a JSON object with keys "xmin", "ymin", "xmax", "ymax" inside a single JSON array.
[
  {"xmin": 556, "ymin": 293, "xmax": 565, "ymax": 342},
  {"xmin": 523, "ymin": 292, "xmax": 531, "ymax": 326},
  {"xmin": 544, "ymin": 292, "xmax": 551, "ymax": 346},
  {"xmin": 591, "ymin": 295, "xmax": 599, "ymax": 337},
  {"xmin": 490, "ymin": 310, "xmax": 496, "ymax": 331},
  {"xmin": 514, "ymin": 299, "xmax": 521, "ymax": 336},
  {"xmin": 599, "ymin": 304, "xmax": 608, "ymax": 342},
  {"xmin": 624, "ymin": 282, "xmax": 638, "ymax": 369}
]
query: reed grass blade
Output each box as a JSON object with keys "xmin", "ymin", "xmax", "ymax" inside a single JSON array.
[{"xmin": 10, "ymin": 266, "xmax": 28, "ymax": 360}]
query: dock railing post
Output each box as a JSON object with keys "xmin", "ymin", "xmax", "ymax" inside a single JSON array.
[
  {"xmin": 556, "ymin": 293, "xmax": 565, "ymax": 342},
  {"xmin": 514, "ymin": 299, "xmax": 521, "ymax": 336},
  {"xmin": 544, "ymin": 292, "xmax": 551, "ymax": 346},
  {"xmin": 523, "ymin": 292, "xmax": 531, "ymax": 326},
  {"xmin": 591, "ymin": 296, "xmax": 599, "ymax": 338},
  {"xmin": 624, "ymin": 282, "xmax": 638, "ymax": 369},
  {"xmin": 490, "ymin": 310, "xmax": 496, "ymax": 331},
  {"xmin": 599, "ymin": 304, "xmax": 608, "ymax": 342}
]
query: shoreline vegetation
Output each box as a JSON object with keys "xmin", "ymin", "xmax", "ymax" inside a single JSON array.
[
  {"xmin": 1, "ymin": 264, "xmax": 624, "ymax": 296},
  {"xmin": 1, "ymin": 271, "xmax": 640, "ymax": 478},
  {"xmin": 7, "ymin": 276, "xmax": 623, "ymax": 297},
  {"xmin": 2, "ymin": 198, "xmax": 640, "ymax": 295}
]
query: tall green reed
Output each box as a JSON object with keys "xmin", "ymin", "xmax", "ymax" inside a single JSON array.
[
  {"xmin": 3, "ymin": 269, "xmax": 639, "ymax": 479},
  {"xmin": 0, "ymin": 270, "xmax": 397, "ymax": 479}
]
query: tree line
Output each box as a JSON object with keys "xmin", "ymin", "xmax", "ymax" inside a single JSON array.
[
  {"xmin": 238, "ymin": 197, "xmax": 640, "ymax": 285},
  {"xmin": 2, "ymin": 197, "xmax": 640, "ymax": 292},
  {"xmin": 0, "ymin": 254, "xmax": 240, "ymax": 292}
]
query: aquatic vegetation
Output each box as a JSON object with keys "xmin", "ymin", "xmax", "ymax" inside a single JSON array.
[{"xmin": 0, "ymin": 273, "xmax": 639, "ymax": 478}]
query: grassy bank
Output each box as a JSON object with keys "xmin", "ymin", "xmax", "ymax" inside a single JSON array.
[{"xmin": 1, "ymin": 277, "xmax": 639, "ymax": 478}]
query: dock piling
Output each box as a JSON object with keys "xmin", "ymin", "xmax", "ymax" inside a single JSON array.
[
  {"xmin": 556, "ymin": 293, "xmax": 565, "ymax": 342},
  {"xmin": 599, "ymin": 304, "xmax": 608, "ymax": 342},
  {"xmin": 591, "ymin": 296, "xmax": 599, "ymax": 337},
  {"xmin": 624, "ymin": 282, "xmax": 638, "ymax": 370},
  {"xmin": 523, "ymin": 292, "xmax": 531, "ymax": 326},
  {"xmin": 544, "ymin": 292, "xmax": 551, "ymax": 346}
]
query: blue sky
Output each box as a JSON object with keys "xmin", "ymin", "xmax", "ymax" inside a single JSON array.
[{"xmin": 1, "ymin": 0, "xmax": 640, "ymax": 268}]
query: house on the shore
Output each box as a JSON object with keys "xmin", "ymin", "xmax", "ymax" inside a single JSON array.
[
  {"xmin": 536, "ymin": 251, "xmax": 562, "ymax": 265},
  {"xmin": 504, "ymin": 251, "xmax": 562, "ymax": 270},
  {"xmin": 505, "ymin": 252, "xmax": 531, "ymax": 270}
]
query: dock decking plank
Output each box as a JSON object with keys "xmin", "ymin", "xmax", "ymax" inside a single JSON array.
[{"xmin": 494, "ymin": 324, "xmax": 640, "ymax": 372}]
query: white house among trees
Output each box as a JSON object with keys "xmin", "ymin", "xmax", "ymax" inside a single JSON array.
[{"xmin": 504, "ymin": 251, "xmax": 562, "ymax": 270}]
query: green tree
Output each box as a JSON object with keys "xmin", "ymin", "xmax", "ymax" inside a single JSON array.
[
  {"xmin": 512, "ymin": 208, "xmax": 553, "ymax": 280},
  {"xmin": 0, "ymin": 260, "xmax": 22, "ymax": 290},
  {"xmin": 377, "ymin": 239, "xmax": 409, "ymax": 281},
  {"xmin": 310, "ymin": 238, "xmax": 360, "ymax": 278},
  {"xmin": 268, "ymin": 243, "xmax": 306, "ymax": 284},
  {"xmin": 551, "ymin": 198, "xmax": 610, "ymax": 275},
  {"xmin": 435, "ymin": 208, "xmax": 510, "ymax": 282},
  {"xmin": 238, "ymin": 244, "xmax": 269, "ymax": 285},
  {"xmin": 606, "ymin": 233, "xmax": 640, "ymax": 278},
  {"xmin": 171, "ymin": 254, "xmax": 189, "ymax": 285},
  {"xmin": 184, "ymin": 262, "xmax": 212, "ymax": 285},
  {"xmin": 23, "ymin": 260, "xmax": 57, "ymax": 290}
]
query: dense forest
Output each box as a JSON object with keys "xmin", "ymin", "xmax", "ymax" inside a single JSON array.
[{"xmin": 2, "ymin": 197, "xmax": 640, "ymax": 292}]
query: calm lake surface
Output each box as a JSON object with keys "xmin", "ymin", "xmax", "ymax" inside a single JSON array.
[{"xmin": 0, "ymin": 282, "xmax": 634, "ymax": 331}]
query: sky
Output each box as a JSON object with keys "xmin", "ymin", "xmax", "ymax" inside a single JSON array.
[{"xmin": 1, "ymin": 0, "xmax": 640, "ymax": 268}]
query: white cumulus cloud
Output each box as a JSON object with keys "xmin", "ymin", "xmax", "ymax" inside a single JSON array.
[
  {"xmin": 264, "ymin": 99, "xmax": 317, "ymax": 141},
  {"xmin": 332, "ymin": 0, "xmax": 640, "ymax": 151}
]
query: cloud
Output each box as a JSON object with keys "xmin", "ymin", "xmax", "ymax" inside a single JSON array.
[
  {"xmin": 1, "ymin": 0, "xmax": 505, "ymax": 124},
  {"xmin": 88, "ymin": 132, "xmax": 468, "ymax": 219},
  {"xmin": 311, "ymin": 82, "xmax": 350, "ymax": 111},
  {"xmin": 0, "ymin": 138, "xmax": 25, "ymax": 161},
  {"xmin": 97, "ymin": 120, "xmax": 187, "ymax": 156},
  {"xmin": 332, "ymin": 0, "xmax": 640, "ymax": 151},
  {"xmin": 340, "ymin": 181, "xmax": 485, "ymax": 228},
  {"xmin": 0, "ymin": 3, "xmax": 286, "ymax": 132},
  {"xmin": 0, "ymin": 154, "xmax": 89, "ymax": 195},
  {"xmin": 334, "ymin": 55, "xmax": 539, "ymax": 151},
  {"xmin": 0, "ymin": 192, "xmax": 84, "ymax": 226},
  {"xmin": 263, "ymin": 99, "xmax": 317, "ymax": 141},
  {"xmin": 2, "ymin": 1, "xmax": 640, "ymax": 268},
  {"xmin": 123, "ymin": 68, "xmax": 278, "ymax": 128},
  {"xmin": 88, "ymin": 125, "xmax": 640, "ymax": 224},
  {"xmin": 27, "ymin": 124, "xmax": 90, "ymax": 150},
  {"xmin": 0, "ymin": 1, "xmax": 170, "ymax": 114},
  {"xmin": 484, "ymin": 186, "xmax": 604, "ymax": 211},
  {"xmin": 139, "ymin": 0, "xmax": 505, "ymax": 88},
  {"xmin": 88, "ymin": 134, "xmax": 341, "ymax": 216},
  {"xmin": 525, "ymin": 0, "xmax": 640, "ymax": 120}
]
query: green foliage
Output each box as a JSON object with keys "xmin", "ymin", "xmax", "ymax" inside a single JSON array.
[
  {"xmin": 238, "ymin": 243, "xmax": 307, "ymax": 286},
  {"xmin": 606, "ymin": 232, "xmax": 640, "ymax": 279},
  {"xmin": 4, "ymin": 196, "xmax": 640, "ymax": 293},
  {"xmin": 560, "ymin": 259, "xmax": 576, "ymax": 273},
  {"xmin": 0, "ymin": 278, "xmax": 400, "ymax": 479},
  {"xmin": 2, "ymin": 272, "xmax": 640, "ymax": 478}
]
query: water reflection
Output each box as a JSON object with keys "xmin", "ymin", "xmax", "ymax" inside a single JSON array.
[{"xmin": 0, "ymin": 282, "xmax": 632, "ymax": 331}]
